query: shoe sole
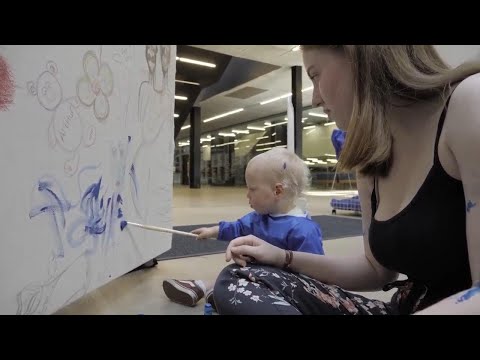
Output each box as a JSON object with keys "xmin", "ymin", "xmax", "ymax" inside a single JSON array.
[{"xmin": 163, "ymin": 280, "xmax": 198, "ymax": 307}]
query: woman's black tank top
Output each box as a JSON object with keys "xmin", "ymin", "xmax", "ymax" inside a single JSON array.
[{"xmin": 369, "ymin": 95, "xmax": 472, "ymax": 310}]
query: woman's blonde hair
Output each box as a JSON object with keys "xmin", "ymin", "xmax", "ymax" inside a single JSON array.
[{"xmin": 302, "ymin": 45, "xmax": 480, "ymax": 176}]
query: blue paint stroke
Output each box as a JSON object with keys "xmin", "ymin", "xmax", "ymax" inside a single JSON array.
[
  {"xmin": 110, "ymin": 192, "xmax": 115, "ymax": 222},
  {"xmin": 76, "ymin": 164, "xmax": 101, "ymax": 201},
  {"xmin": 32, "ymin": 165, "xmax": 128, "ymax": 259},
  {"xmin": 456, "ymin": 285, "xmax": 480, "ymax": 304},
  {"xmin": 80, "ymin": 177, "xmax": 107, "ymax": 236},
  {"xmin": 120, "ymin": 220, "xmax": 128, "ymax": 231},
  {"xmin": 34, "ymin": 179, "xmax": 72, "ymax": 227},
  {"xmin": 67, "ymin": 181, "xmax": 125, "ymax": 256},
  {"xmin": 67, "ymin": 177, "xmax": 108, "ymax": 254},
  {"xmin": 128, "ymin": 136, "xmax": 131, "ymax": 143},
  {"xmin": 466, "ymin": 200, "xmax": 477, "ymax": 213},
  {"xmin": 129, "ymin": 164, "xmax": 139, "ymax": 196},
  {"xmin": 29, "ymin": 177, "xmax": 73, "ymax": 258}
]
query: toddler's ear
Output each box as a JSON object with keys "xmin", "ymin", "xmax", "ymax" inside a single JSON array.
[{"xmin": 275, "ymin": 183, "xmax": 285, "ymax": 196}]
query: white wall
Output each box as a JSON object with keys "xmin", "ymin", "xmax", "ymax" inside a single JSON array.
[{"xmin": 435, "ymin": 45, "xmax": 480, "ymax": 67}]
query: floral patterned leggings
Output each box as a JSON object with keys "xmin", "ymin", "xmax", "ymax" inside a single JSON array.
[{"xmin": 212, "ymin": 264, "xmax": 423, "ymax": 315}]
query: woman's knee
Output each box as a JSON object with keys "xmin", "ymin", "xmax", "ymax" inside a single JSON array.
[{"xmin": 212, "ymin": 264, "xmax": 240, "ymax": 314}]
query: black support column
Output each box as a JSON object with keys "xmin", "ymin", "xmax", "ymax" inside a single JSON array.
[
  {"xmin": 291, "ymin": 66, "xmax": 303, "ymax": 157},
  {"xmin": 189, "ymin": 106, "xmax": 201, "ymax": 189}
]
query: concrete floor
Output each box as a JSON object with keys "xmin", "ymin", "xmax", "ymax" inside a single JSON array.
[{"xmin": 55, "ymin": 186, "xmax": 396, "ymax": 315}]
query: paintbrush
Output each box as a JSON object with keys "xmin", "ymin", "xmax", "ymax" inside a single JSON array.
[
  {"xmin": 120, "ymin": 220, "xmax": 215, "ymax": 239},
  {"xmin": 121, "ymin": 220, "xmax": 256, "ymax": 262}
]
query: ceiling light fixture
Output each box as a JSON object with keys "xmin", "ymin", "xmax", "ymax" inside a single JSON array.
[
  {"xmin": 264, "ymin": 121, "xmax": 287, "ymax": 128},
  {"xmin": 203, "ymin": 108, "xmax": 244, "ymax": 123},
  {"xmin": 261, "ymin": 87, "xmax": 314, "ymax": 105},
  {"xmin": 260, "ymin": 93, "xmax": 291, "ymax": 105},
  {"xmin": 176, "ymin": 56, "xmax": 216, "ymax": 68},
  {"xmin": 175, "ymin": 79, "xmax": 200, "ymax": 86}
]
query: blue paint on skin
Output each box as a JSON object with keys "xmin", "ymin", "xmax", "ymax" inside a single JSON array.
[
  {"xmin": 456, "ymin": 284, "xmax": 480, "ymax": 304},
  {"xmin": 466, "ymin": 200, "xmax": 477, "ymax": 213}
]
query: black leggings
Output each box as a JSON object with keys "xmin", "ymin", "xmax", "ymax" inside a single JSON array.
[{"xmin": 212, "ymin": 264, "xmax": 421, "ymax": 315}]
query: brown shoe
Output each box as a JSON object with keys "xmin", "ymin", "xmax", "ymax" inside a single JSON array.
[{"xmin": 163, "ymin": 280, "xmax": 205, "ymax": 307}]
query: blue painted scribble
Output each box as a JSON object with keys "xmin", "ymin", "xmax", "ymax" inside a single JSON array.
[
  {"xmin": 120, "ymin": 220, "xmax": 128, "ymax": 231},
  {"xmin": 67, "ymin": 174, "xmax": 126, "ymax": 255},
  {"xmin": 80, "ymin": 177, "xmax": 107, "ymax": 236},
  {"xmin": 30, "ymin": 143, "xmax": 132, "ymax": 259},
  {"xmin": 29, "ymin": 176, "xmax": 73, "ymax": 258},
  {"xmin": 129, "ymin": 164, "xmax": 139, "ymax": 196},
  {"xmin": 466, "ymin": 200, "xmax": 477, "ymax": 213},
  {"xmin": 30, "ymin": 175, "xmax": 126, "ymax": 257},
  {"xmin": 456, "ymin": 284, "xmax": 480, "ymax": 304},
  {"xmin": 32, "ymin": 179, "xmax": 72, "ymax": 226},
  {"xmin": 76, "ymin": 164, "xmax": 101, "ymax": 200},
  {"xmin": 128, "ymin": 136, "xmax": 131, "ymax": 143}
]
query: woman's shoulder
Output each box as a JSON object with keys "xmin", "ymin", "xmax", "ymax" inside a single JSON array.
[
  {"xmin": 443, "ymin": 73, "xmax": 480, "ymax": 165},
  {"xmin": 450, "ymin": 73, "xmax": 480, "ymax": 105},
  {"xmin": 447, "ymin": 72, "xmax": 480, "ymax": 117}
]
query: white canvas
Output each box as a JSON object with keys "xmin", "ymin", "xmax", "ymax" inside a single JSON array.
[{"xmin": 0, "ymin": 45, "xmax": 175, "ymax": 314}]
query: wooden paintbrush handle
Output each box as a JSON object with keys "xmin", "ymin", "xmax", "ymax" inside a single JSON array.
[{"xmin": 127, "ymin": 222, "xmax": 199, "ymax": 238}]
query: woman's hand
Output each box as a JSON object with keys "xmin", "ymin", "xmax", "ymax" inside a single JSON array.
[{"xmin": 226, "ymin": 235, "xmax": 285, "ymax": 268}]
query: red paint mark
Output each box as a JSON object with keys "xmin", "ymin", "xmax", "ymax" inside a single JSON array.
[{"xmin": 0, "ymin": 56, "xmax": 15, "ymax": 111}]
